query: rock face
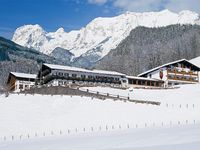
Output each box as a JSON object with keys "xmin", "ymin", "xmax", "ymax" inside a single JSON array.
[
  {"xmin": 94, "ymin": 25, "xmax": 200, "ymax": 76},
  {"xmin": 50, "ymin": 47, "xmax": 73, "ymax": 65},
  {"xmin": 12, "ymin": 10, "xmax": 200, "ymax": 68}
]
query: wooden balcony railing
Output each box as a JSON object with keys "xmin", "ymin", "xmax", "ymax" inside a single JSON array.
[
  {"xmin": 167, "ymin": 69, "xmax": 198, "ymax": 76},
  {"xmin": 167, "ymin": 75, "xmax": 198, "ymax": 83}
]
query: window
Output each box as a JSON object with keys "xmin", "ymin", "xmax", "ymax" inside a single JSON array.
[
  {"xmin": 128, "ymin": 79, "xmax": 132, "ymax": 84},
  {"xmin": 133, "ymin": 80, "xmax": 136, "ymax": 84},
  {"xmin": 19, "ymin": 84, "xmax": 23, "ymax": 89},
  {"xmin": 64, "ymin": 73, "xmax": 69, "ymax": 77},
  {"xmin": 25, "ymin": 85, "xmax": 29, "ymax": 89},
  {"xmin": 58, "ymin": 72, "xmax": 63, "ymax": 76},
  {"xmin": 72, "ymin": 74, "xmax": 77, "ymax": 77},
  {"xmin": 122, "ymin": 80, "xmax": 127, "ymax": 83},
  {"xmin": 88, "ymin": 75, "xmax": 93, "ymax": 79},
  {"xmin": 81, "ymin": 75, "xmax": 86, "ymax": 78}
]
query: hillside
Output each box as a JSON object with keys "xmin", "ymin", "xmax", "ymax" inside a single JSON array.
[
  {"xmin": 12, "ymin": 10, "xmax": 200, "ymax": 68},
  {"xmin": 0, "ymin": 37, "xmax": 68, "ymax": 87},
  {"xmin": 0, "ymin": 84, "xmax": 200, "ymax": 149},
  {"xmin": 95, "ymin": 25, "xmax": 200, "ymax": 75}
]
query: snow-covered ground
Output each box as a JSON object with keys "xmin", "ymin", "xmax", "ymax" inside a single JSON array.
[
  {"xmin": 0, "ymin": 84, "xmax": 200, "ymax": 149},
  {"xmin": 1, "ymin": 124, "xmax": 200, "ymax": 150}
]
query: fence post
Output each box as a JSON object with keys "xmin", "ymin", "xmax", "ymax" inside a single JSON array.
[
  {"xmin": 91, "ymin": 127, "xmax": 93, "ymax": 132},
  {"xmin": 170, "ymin": 121, "xmax": 172, "ymax": 126},
  {"xmin": 68, "ymin": 129, "xmax": 70, "ymax": 134},
  {"xmin": 178, "ymin": 121, "xmax": 180, "ymax": 125},
  {"xmin": 12, "ymin": 135, "xmax": 14, "ymax": 141},
  {"xmin": 4, "ymin": 136, "xmax": 6, "ymax": 141},
  {"xmin": 106, "ymin": 125, "xmax": 108, "ymax": 130},
  {"xmin": 127, "ymin": 124, "xmax": 129, "ymax": 129},
  {"xmin": 119, "ymin": 125, "xmax": 121, "ymax": 129},
  {"xmin": 60, "ymin": 130, "xmax": 62, "ymax": 135},
  {"xmin": 99, "ymin": 126, "xmax": 101, "ymax": 131}
]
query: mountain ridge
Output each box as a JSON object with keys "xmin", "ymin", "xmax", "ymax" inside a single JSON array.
[{"xmin": 12, "ymin": 10, "xmax": 200, "ymax": 68}]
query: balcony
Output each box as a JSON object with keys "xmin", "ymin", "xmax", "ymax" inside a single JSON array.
[
  {"xmin": 167, "ymin": 68, "xmax": 198, "ymax": 76},
  {"xmin": 167, "ymin": 75, "xmax": 198, "ymax": 83},
  {"xmin": 41, "ymin": 74, "xmax": 121, "ymax": 85}
]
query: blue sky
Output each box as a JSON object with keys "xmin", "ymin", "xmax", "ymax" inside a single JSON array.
[{"xmin": 0, "ymin": 0, "xmax": 199, "ymax": 39}]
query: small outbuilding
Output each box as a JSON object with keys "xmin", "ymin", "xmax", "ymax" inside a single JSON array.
[{"xmin": 7, "ymin": 72, "xmax": 36, "ymax": 92}]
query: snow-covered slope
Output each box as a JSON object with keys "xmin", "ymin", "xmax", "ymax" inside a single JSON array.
[
  {"xmin": 12, "ymin": 10, "xmax": 200, "ymax": 65},
  {"xmin": 0, "ymin": 84, "xmax": 200, "ymax": 137},
  {"xmin": 0, "ymin": 84, "xmax": 200, "ymax": 149}
]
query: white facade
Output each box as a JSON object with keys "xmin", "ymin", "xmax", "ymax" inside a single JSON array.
[{"xmin": 14, "ymin": 80, "xmax": 35, "ymax": 92}]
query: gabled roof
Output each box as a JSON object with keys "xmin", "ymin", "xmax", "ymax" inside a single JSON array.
[
  {"xmin": 43, "ymin": 63, "xmax": 125, "ymax": 76},
  {"xmin": 10, "ymin": 72, "xmax": 37, "ymax": 79},
  {"xmin": 138, "ymin": 59, "xmax": 200, "ymax": 77}
]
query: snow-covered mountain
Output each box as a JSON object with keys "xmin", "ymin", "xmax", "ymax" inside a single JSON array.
[{"xmin": 12, "ymin": 10, "xmax": 200, "ymax": 67}]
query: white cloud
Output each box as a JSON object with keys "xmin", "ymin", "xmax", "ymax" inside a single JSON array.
[
  {"xmin": 87, "ymin": 0, "xmax": 200, "ymax": 14},
  {"xmin": 165, "ymin": 0, "xmax": 200, "ymax": 13},
  {"xmin": 88, "ymin": 0, "xmax": 108, "ymax": 5},
  {"xmin": 113, "ymin": 0, "xmax": 163, "ymax": 12}
]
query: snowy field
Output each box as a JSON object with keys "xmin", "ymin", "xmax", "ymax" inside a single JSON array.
[
  {"xmin": 0, "ymin": 84, "xmax": 200, "ymax": 149},
  {"xmin": 1, "ymin": 124, "xmax": 200, "ymax": 150}
]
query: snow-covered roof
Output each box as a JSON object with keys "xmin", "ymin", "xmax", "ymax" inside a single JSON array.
[
  {"xmin": 190, "ymin": 56, "xmax": 200, "ymax": 68},
  {"xmin": 138, "ymin": 59, "xmax": 200, "ymax": 77},
  {"xmin": 10, "ymin": 72, "xmax": 37, "ymax": 79},
  {"xmin": 92, "ymin": 69, "xmax": 125, "ymax": 76},
  {"xmin": 43, "ymin": 63, "xmax": 125, "ymax": 76},
  {"xmin": 126, "ymin": 76, "xmax": 163, "ymax": 82}
]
